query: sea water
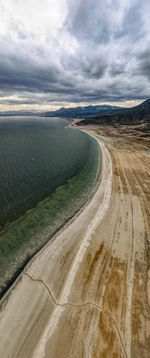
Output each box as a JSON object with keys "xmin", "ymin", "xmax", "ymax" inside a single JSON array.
[{"xmin": 0, "ymin": 116, "xmax": 101, "ymax": 297}]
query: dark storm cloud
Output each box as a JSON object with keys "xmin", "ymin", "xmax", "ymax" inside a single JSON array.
[
  {"xmin": 0, "ymin": 0, "xmax": 150, "ymax": 108},
  {"xmin": 114, "ymin": 1, "xmax": 144, "ymax": 41},
  {"xmin": 110, "ymin": 63, "xmax": 126, "ymax": 77},
  {"xmin": 136, "ymin": 47, "xmax": 150, "ymax": 80},
  {"xmin": 0, "ymin": 55, "xmax": 59, "ymax": 91},
  {"xmin": 66, "ymin": 0, "xmax": 111, "ymax": 44}
]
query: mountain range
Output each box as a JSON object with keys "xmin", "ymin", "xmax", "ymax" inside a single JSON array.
[
  {"xmin": 44, "ymin": 105, "xmax": 124, "ymax": 118},
  {"xmin": 0, "ymin": 105, "xmax": 124, "ymax": 118},
  {"xmin": 0, "ymin": 99, "xmax": 149, "ymax": 126},
  {"xmin": 77, "ymin": 99, "xmax": 150, "ymax": 126}
]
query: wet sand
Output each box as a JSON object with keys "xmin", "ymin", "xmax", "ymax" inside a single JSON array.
[{"xmin": 0, "ymin": 127, "xmax": 150, "ymax": 358}]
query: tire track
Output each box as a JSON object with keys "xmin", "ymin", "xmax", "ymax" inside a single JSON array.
[
  {"xmin": 115, "ymin": 150, "xmax": 136, "ymax": 358},
  {"xmin": 24, "ymin": 272, "xmax": 128, "ymax": 358}
]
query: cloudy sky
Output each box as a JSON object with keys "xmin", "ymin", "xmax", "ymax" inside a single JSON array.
[{"xmin": 0, "ymin": 0, "xmax": 150, "ymax": 111}]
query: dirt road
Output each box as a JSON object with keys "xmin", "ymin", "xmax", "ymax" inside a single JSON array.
[{"xmin": 0, "ymin": 128, "xmax": 150, "ymax": 358}]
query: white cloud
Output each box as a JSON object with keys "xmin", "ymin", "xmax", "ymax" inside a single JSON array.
[{"xmin": 0, "ymin": 0, "xmax": 149, "ymax": 110}]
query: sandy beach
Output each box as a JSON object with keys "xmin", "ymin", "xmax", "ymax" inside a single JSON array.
[{"xmin": 0, "ymin": 127, "xmax": 150, "ymax": 358}]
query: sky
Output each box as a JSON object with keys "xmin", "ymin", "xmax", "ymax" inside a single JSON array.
[{"xmin": 0, "ymin": 0, "xmax": 150, "ymax": 112}]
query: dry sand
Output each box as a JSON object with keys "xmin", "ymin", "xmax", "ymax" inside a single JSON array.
[{"xmin": 0, "ymin": 127, "xmax": 150, "ymax": 358}]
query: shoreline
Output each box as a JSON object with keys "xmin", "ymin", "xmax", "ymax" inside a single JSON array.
[
  {"xmin": 0, "ymin": 132, "xmax": 112, "ymax": 358},
  {"xmin": 0, "ymin": 130, "xmax": 102, "ymax": 305},
  {"xmin": 0, "ymin": 128, "xmax": 101, "ymax": 301},
  {"xmin": 1, "ymin": 125, "xmax": 149, "ymax": 357}
]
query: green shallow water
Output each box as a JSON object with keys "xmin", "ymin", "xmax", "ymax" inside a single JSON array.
[{"xmin": 0, "ymin": 116, "xmax": 101, "ymax": 298}]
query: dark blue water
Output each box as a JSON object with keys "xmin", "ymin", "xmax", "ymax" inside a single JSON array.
[
  {"xmin": 0, "ymin": 116, "xmax": 101, "ymax": 297},
  {"xmin": 0, "ymin": 116, "xmax": 93, "ymax": 227}
]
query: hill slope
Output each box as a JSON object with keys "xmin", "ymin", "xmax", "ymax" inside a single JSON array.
[
  {"xmin": 44, "ymin": 104, "xmax": 124, "ymax": 118},
  {"xmin": 77, "ymin": 99, "xmax": 150, "ymax": 126}
]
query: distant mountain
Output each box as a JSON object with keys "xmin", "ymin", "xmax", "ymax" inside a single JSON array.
[
  {"xmin": 0, "ymin": 105, "xmax": 124, "ymax": 118},
  {"xmin": 1, "ymin": 99, "xmax": 149, "ymax": 123},
  {"xmin": 77, "ymin": 99, "xmax": 150, "ymax": 126},
  {"xmin": 44, "ymin": 105, "xmax": 124, "ymax": 118},
  {"xmin": 131, "ymin": 98, "xmax": 150, "ymax": 114},
  {"xmin": 0, "ymin": 111, "xmax": 39, "ymax": 116}
]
